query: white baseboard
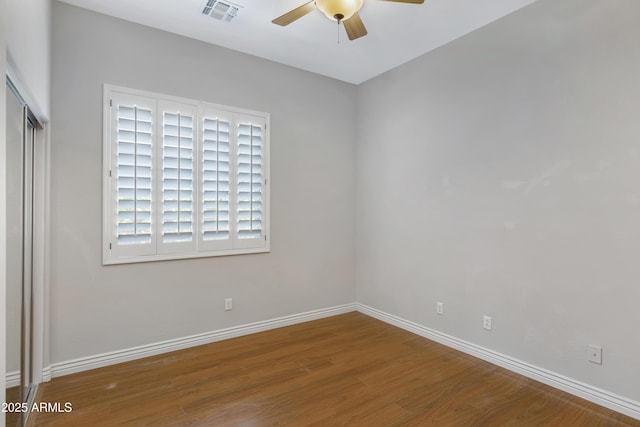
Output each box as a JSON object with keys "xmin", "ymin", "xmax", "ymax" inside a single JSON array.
[
  {"xmin": 356, "ymin": 303, "xmax": 640, "ymax": 421},
  {"xmin": 48, "ymin": 303, "xmax": 357, "ymax": 379},
  {"xmin": 7, "ymin": 370, "xmax": 46, "ymax": 388},
  {"xmin": 6, "ymin": 370, "xmax": 19, "ymax": 388},
  {"xmin": 42, "ymin": 365, "xmax": 51, "ymax": 383}
]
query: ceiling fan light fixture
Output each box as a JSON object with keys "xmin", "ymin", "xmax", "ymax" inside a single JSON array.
[{"xmin": 315, "ymin": 0, "xmax": 363, "ymax": 22}]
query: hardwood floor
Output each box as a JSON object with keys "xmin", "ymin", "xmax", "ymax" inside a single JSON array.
[
  {"xmin": 28, "ymin": 313, "xmax": 638, "ymax": 426},
  {"xmin": 6, "ymin": 386, "xmax": 21, "ymax": 427}
]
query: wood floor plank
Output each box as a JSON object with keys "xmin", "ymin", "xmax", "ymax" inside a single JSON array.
[
  {"xmin": 5, "ymin": 386, "xmax": 21, "ymax": 427},
  {"xmin": 28, "ymin": 312, "xmax": 639, "ymax": 426}
]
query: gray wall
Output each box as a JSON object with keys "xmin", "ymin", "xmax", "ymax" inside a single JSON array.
[
  {"xmin": 6, "ymin": 0, "xmax": 52, "ymax": 120},
  {"xmin": 50, "ymin": 2, "xmax": 356, "ymax": 364},
  {"xmin": 356, "ymin": 0, "xmax": 640, "ymax": 401}
]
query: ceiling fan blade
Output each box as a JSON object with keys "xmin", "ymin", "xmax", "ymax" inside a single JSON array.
[
  {"xmin": 343, "ymin": 12, "xmax": 368, "ymax": 41},
  {"xmin": 377, "ymin": 0, "xmax": 424, "ymax": 3},
  {"xmin": 272, "ymin": 1, "xmax": 317, "ymax": 26}
]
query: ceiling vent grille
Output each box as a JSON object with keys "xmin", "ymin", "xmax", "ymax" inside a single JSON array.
[{"xmin": 202, "ymin": 0, "xmax": 241, "ymax": 22}]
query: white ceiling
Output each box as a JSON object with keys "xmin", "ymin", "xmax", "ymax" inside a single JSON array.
[{"xmin": 58, "ymin": 0, "xmax": 538, "ymax": 84}]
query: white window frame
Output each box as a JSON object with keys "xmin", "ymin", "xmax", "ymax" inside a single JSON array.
[{"xmin": 103, "ymin": 85, "xmax": 270, "ymax": 265}]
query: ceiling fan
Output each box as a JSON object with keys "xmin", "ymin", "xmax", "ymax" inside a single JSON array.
[{"xmin": 272, "ymin": 0, "xmax": 424, "ymax": 41}]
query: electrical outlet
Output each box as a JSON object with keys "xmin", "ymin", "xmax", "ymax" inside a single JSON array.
[
  {"xmin": 483, "ymin": 315, "xmax": 492, "ymax": 331},
  {"xmin": 225, "ymin": 298, "xmax": 233, "ymax": 311},
  {"xmin": 436, "ymin": 302, "xmax": 444, "ymax": 315},
  {"xmin": 588, "ymin": 345, "xmax": 602, "ymax": 365}
]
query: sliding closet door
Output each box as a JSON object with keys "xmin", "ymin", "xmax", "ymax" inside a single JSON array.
[
  {"xmin": 6, "ymin": 84, "xmax": 25, "ymax": 427},
  {"xmin": 5, "ymin": 82, "xmax": 36, "ymax": 427}
]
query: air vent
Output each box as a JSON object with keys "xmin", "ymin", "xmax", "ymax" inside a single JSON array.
[{"xmin": 202, "ymin": 0, "xmax": 241, "ymax": 22}]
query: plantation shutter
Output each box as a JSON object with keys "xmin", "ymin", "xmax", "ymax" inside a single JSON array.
[
  {"xmin": 104, "ymin": 85, "xmax": 269, "ymax": 264},
  {"xmin": 110, "ymin": 93, "xmax": 156, "ymax": 257},
  {"xmin": 235, "ymin": 114, "xmax": 266, "ymax": 248},
  {"xmin": 199, "ymin": 108, "xmax": 233, "ymax": 251},
  {"xmin": 159, "ymin": 101, "xmax": 198, "ymax": 253}
]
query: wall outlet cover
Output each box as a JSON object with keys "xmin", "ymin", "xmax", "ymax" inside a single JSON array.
[
  {"xmin": 483, "ymin": 315, "xmax": 492, "ymax": 331},
  {"xmin": 588, "ymin": 345, "xmax": 602, "ymax": 365}
]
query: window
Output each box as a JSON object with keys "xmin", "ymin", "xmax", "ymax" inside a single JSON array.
[{"xmin": 103, "ymin": 85, "xmax": 269, "ymax": 264}]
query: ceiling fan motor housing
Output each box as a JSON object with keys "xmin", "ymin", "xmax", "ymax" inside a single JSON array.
[{"xmin": 315, "ymin": 0, "xmax": 363, "ymax": 22}]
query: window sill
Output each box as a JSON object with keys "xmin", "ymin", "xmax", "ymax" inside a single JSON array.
[{"xmin": 103, "ymin": 246, "xmax": 270, "ymax": 266}]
